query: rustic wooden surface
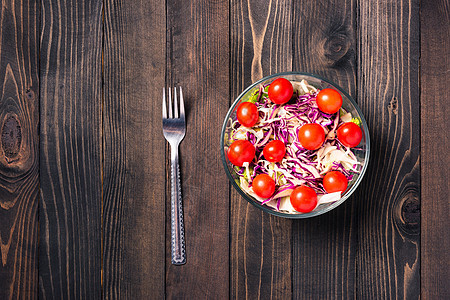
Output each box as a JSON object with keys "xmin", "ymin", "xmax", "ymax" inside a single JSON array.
[
  {"xmin": 357, "ymin": 1, "xmax": 421, "ymax": 298},
  {"xmin": 0, "ymin": 0, "xmax": 448, "ymax": 299},
  {"xmin": 164, "ymin": 0, "xmax": 230, "ymax": 298},
  {"xmin": 291, "ymin": 1, "xmax": 358, "ymax": 298},
  {"xmin": 0, "ymin": 0, "xmax": 39, "ymax": 299},
  {"xmin": 230, "ymin": 1, "xmax": 293, "ymax": 298},
  {"xmin": 102, "ymin": 0, "xmax": 166, "ymax": 298},
  {"xmin": 420, "ymin": 0, "xmax": 450, "ymax": 298},
  {"xmin": 39, "ymin": 0, "xmax": 102, "ymax": 298}
]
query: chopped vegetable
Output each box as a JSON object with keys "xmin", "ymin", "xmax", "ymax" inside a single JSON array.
[{"xmin": 227, "ymin": 79, "xmax": 363, "ymax": 213}]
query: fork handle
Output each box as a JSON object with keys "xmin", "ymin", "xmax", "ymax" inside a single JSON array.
[{"xmin": 170, "ymin": 144, "xmax": 186, "ymax": 265}]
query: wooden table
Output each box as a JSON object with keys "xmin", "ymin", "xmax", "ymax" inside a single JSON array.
[{"xmin": 0, "ymin": 0, "xmax": 448, "ymax": 299}]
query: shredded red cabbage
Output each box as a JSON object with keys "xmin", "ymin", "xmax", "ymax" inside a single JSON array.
[{"xmin": 230, "ymin": 80, "xmax": 362, "ymax": 212}]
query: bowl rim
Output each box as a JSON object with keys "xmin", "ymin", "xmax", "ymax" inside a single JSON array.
[{"xmin": 220, "ymin": 71, "xmax": 370, "ymax": 219}]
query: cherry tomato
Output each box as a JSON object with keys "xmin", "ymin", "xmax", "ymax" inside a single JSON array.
[
  {"xmin": 227, "ymin": 140, "xmax": 255, "ymax": 167},
  {"xmin": 316, "ymin": 88, "xmax": 343, "ymax": 114},
  {"xmin": 297, "ymin": 123, "xmax": 325, "ymax": 150},
  {"xmin": 237, "ymin": 102, "xmax": 259, "ymax": 127},
  {"xmin": 337, "ymin": 122, "xmax": 363, "ymax": 148},
  {"xmin": 252, "ymin": 174, "xmax": 276, "ymax": 198},
  {"xmin": 289, "ymin": 186, "xmax": 318, "ymax": 213},
  {"xmin": 263, "ymin": 140, "xmax": 286, "ymax": 162},
  {"xmin": 323, "ymin": 171, "xmax": 348, "ymax": 193},
  {"xmin": 268, "ymin": 78, "xmax": 293, "ymax": 105}
]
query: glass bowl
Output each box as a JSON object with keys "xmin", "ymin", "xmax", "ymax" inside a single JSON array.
[{"xmin": 220, "ymin": 72, "xmax": 370, "ymax": 218}]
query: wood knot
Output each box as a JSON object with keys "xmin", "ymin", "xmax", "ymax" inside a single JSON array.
[
  {"xmin": 401, "ymin": 197, "xmax": 420, "ymax": 226},
  {"xmin": 1, "ymin": 114, "xmax": 22, "ymax": 163},
  {"xmin": 388, "ymin": 97, "xmax": 398, "ymax": 115},
  {"xmin": 323, "ymin": 35, "xmax": 351, "ymax": 65},
  {"xmin": 395, "ymin": 188, "xmax": 420, "ymax": 236},
  {"xmin": 26, "ymin": 89, "xmax": 35, "ymax": 100}
]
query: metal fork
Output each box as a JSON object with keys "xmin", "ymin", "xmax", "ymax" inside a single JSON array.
[{"xmin": 162, "ymin": 87, "xmax": 186, "ymax": 265}]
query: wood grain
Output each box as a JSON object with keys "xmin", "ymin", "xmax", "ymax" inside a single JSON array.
[
  {"xmin": 0, "ymin": 0, "xmax": 39, "ymax": 298},
  {"xmin": 0, "ymin": 0, "xmax": 440, "ymax": 298},
  {"xmin": 291, "ymin": 1, "xmax": 358, "ymax": 298},
  {"xmin": 357, "ymin": 0, "xmax": 420, "ymax": 298},
  {"xmin": 39, "ymin": 0, "xmax": 102, "ymax": 298},
  {"xmin": 102, "ymin": 0, "xmax": 166, "ymax": 298},
  {"xmin": 163, "ymin": 0, "xmax": 230, "ymax": 298},
  {"xmin": 230, "ymin": 0, "xmax": 293, "ymax": 298},
  {"xmin": 420, "ymin": 0, "xmax": 450, "ymax": 298}
]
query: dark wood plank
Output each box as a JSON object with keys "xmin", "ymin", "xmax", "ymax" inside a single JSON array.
[
  {"xmin": 39, "ymin": 0, "xmax": 102, "ymax": 298},
  {"xmin": 230, "ymin": 0, "xmax": 292, "ymax": 298},
  {"xmin": 0, "ymin": 0, "xmax": 39, "ymax": 298},
  {"xmin": 421, "ymin": 0, "xmax": 450, "ymax": 298},
  {"xmin": 102, "ymin": 0, "xmax": 166, "ymax": 298},
  {"xmin": 357, "ymin": 0, "xmax": 420, "ymax": 298},
  {"xmin": 291, "ymin": 1, "xmax": 358, "ymax": 298},
  {"xmin": 164, "ymin": 0, "xmax": 230, "ymax": 298}
]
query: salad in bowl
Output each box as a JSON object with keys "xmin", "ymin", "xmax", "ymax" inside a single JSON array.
[{"xmin": 220, "ymin": 72, "xmax": 370, "ymax": 218}]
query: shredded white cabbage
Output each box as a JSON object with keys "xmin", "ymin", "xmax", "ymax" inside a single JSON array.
[{"xmin": 230, "ymin": 80, "xmax": 362, "ymax": 214}]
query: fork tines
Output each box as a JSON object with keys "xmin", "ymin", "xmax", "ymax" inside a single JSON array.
[{"xmin": 163, "ymin": 87, "xmax": 185, "ymax": 120}]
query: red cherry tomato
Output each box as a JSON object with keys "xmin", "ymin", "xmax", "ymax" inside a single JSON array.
[
  {"xmin": 323, "ymin": 171, "xmax": 348, "ymax": 193},
  {"xmin": 263, "ymin": 140, "xmax": 286, "ymax": 162},
  {"xmin": 289, "ymin": 186, "xmax": 318, "ymax": 213},
  {"xmin": 227, "ymin": 140, "xmax": 255, "ymax": 167},
  {"xmin": 316, "ymin": 88, "xmax": 343, "ymax": 114},
  {"xmin": 297, "ymin": 123, "xmax": 325, "ymax": 150},
  {"xmin": 268, "ymin": 78, "xmax": 293, "ymax": 105},
  {"xmin": 237, "ymin": 102, "xmax": 259, "ymax": 127},
  {"xmin": 252, "ymin": 174, "xmax": 276, "ymax": 198},
  {"xmin": 337, "ymin": 122, "xmax": 363, "ymax": 148}
]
